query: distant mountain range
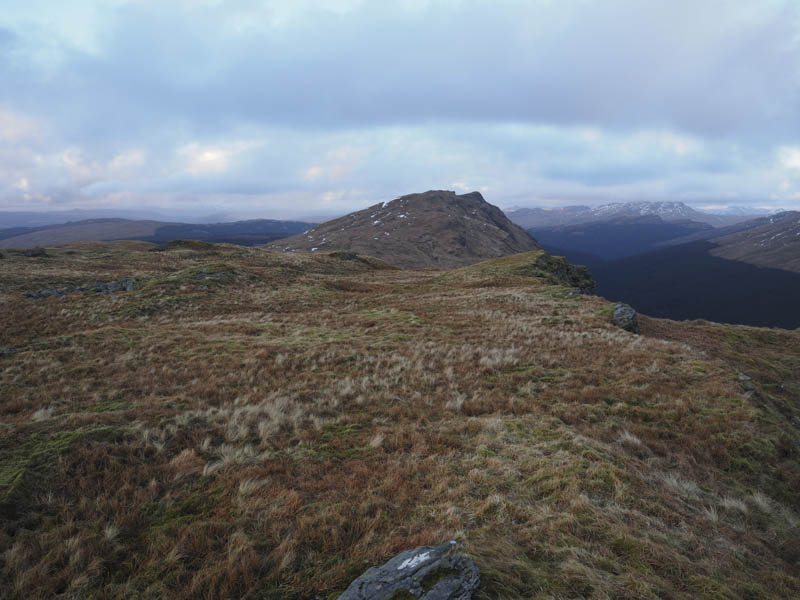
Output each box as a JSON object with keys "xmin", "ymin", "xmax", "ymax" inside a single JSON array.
[
  {"xmin": 267, "ymin": 190, "xmax": 540, "ymax": 269},
  {"xmin": 0, "ymin": 218, "xmax": 315, "ymax": 249},
  {"xmin": 505, "ymin": 201, "xmax": 755, "ymax": 228}
]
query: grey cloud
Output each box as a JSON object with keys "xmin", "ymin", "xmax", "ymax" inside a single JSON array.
[
  {"xmin": 7, "ymin": 1, "xmax": 800, "ymax": 143},
  {"xmin": 1, "ymin": 1, "xmax": 800, "ymax": 215}
]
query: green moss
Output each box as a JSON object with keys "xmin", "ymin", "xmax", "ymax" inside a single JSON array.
[
  {"xmin": 0, "ymin": 426, "xmax": 123, "ymax": 512},
  {"xmin": 687, "ymin": 575, "xmax": 737, "ymax": 600},
  {"xmin": 421, "ymin": 567, "xmax": 458, "ymax": 592},
  {"xmin": 142, "ymin": 478, "xmax": 222, "ymax": 537},
  {"xmin": 390, "ymin": 590, "xmax": 417, "ymax": 600},
  {"xmin": 164, "ymin": 239, "xmax": 218, "ymax": 251}
]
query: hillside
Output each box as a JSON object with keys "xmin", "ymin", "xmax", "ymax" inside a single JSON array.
[
  {"xmin": 1, "ymin": 242, "xmax": 799, "ymax": 599},
  {"xmin": 266, "ymin": 190, "xmax": 540, "ymax": 269},
  {"xmin": 0, "ymin": 219, "xmax": 166, "ymax": 248},
  {"xmin": 0, "ymin": 218, "xmax": 314, "ymax": 249},
  {"xmin": 506, "ymin": 201, "xmax": 750, "ymax": 229},
  {"xmin": 709, "ymin": 212, "xmax": 800, "ymax": 272},
  {"xmin": 655, "ymin": 211, "xmax": 800, "ymax": 251}
]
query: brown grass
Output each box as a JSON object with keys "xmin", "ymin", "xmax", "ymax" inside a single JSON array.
[{"xmin": 0, "ymin": 242, "xmax": 798, "ymax": 599}]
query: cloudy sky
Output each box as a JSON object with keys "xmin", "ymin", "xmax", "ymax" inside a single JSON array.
[{"xmin": 2, "ymin": 0, "xmax": 800, "ymax": 220}]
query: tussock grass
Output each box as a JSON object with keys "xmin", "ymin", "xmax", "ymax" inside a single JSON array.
[{"xmin": 0, "ymin": 242, "xmax": 798, "ymax": 599}]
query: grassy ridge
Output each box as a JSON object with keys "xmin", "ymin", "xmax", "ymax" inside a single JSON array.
[{"xmin": 0, "ymin": 242, "xmax": 798, "ymax": 599}]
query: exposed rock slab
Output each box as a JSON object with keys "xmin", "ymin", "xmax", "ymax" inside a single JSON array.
[{"xmin": 339, "ymin": 541, "xmax": 479, "ymax": 600}]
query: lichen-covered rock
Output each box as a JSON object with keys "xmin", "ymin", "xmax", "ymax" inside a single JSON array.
[
  {"xmin": 92, "ymin": 278, "xmax": 138, "ymax": 293},
  {"xmin": 25, "ymin": 288, "xmax": 66, "ymax": 300},
  {"xmin": 516, "ymin": 253, "xmax": 595, "ymax": 294},
  {"xmin": 613, "ymin": 303, "xmax": 640, "ymax": 334},
  {"xmin": 338, "ymin": 541, "xmax": 479, "ymax": 600}
]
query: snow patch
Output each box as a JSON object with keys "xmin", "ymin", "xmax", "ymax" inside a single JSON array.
[
  {"xmin": 397, "ymin": 552, "xmax": 431, "ymax": 571},
  {"xmin": 311, "ymin": 247, "xmax": 318, "ymax": 252}
]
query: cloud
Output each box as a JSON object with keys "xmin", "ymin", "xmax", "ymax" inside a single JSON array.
[
  {"xmin": 1, "ymin": 0, "xmax": 800, "ymax": 216},
  {"xmin": 0, "ymin": 107, "xmax": 40, "ymax": 141},
  {"xmin": 778, "ymin": 147, "xmax": 800, "ymax": 171}
]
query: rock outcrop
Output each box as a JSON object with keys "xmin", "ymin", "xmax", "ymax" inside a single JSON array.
[
  {"xmin": 338, "ymin": 541, "xmax": 479, "ymax": 600},
  {"xmin": 613, "ymin": 303, "xmax": 640, "ymax": 334}
]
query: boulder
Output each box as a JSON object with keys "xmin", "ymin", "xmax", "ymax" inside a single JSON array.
[
  {"xmin": 93, "ymin": 278, "xmax": 137, "ymax": 293},
  {"xmin": 22, "ymin": 248, "xmax": 48, "ymax": 257},
  {"xmin": 338, "ymin": 541, "xmax": 479, "ymax": 600},
  {"xmin": 737, "ymin": 372, "xmax": 755, "ymax": 391},
  {"xmin": 613, "ymin": 303, "xmax": 640, "ymax": 334},
  {"xmin": 25, "ymin": 288, "xmax": 66, "ymax": 300}
]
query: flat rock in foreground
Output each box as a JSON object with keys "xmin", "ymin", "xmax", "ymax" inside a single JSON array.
[{"xmin": 339, "ymin": 541, "xmax": 479, "ymax": 600}]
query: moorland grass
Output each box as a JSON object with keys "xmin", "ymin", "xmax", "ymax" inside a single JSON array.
[{"xmin": 0, "ymin": 242, "xmax": 798, "ymax": 599}]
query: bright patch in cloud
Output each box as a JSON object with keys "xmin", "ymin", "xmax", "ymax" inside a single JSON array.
[
  {"xmin": 0, "ymin": 109, "xmax": 39, "ymax": 141},
  {"xmin": 178, "ymin": 140, "xmax": 260, "ymax": 176},
  {"xmin": 778, "ymin": 146, "xmax": 800, "ymax": 171}
]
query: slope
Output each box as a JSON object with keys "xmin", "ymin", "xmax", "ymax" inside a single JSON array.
[
  {"xmin": 709, "ymin": 212, "xmax": 800, "ymax": 272},
  {"xmin": 0, "ymin": 242, "xmax": 798, "ymax": 599},
  {"xmin": 0, "ymin": 218, "xmax": 314, "ymax": 249},
  {"xmin": 266, "ymin": 190, "xmax": 540, "ymax": 269},
  {"xmin": 655, "ymin": 211, "xmax": 800, "ymax": 251},
  {"xmin": 0, "ymin": 219, "xmax": 165, "ymax": 248}
]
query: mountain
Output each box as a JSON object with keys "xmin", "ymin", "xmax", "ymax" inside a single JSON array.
[
  {"xmin": 2, "ymin": 241, "xmax": 799, "ymax": 599},
  {"xmin": 506, "ymin": 201, "xmax": 754, "ymax": 229},
  {"xmin": 530, "ymin": 215, "xmax": 711, "ymax": 260},
  {"xmin": 503, "ymin": 205, "xmax": 595, "ymax": 228},
  {"xmin": 266, "ymin": 190, "xmax": 540, "ymax": 269},
  {"xmin": 0, "ymin": 218, "xmax": 314, "ymax": 249}
]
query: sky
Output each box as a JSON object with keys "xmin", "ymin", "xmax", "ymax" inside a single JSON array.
[{"xmin": 1, "ymin": 0, "xmax": 800, "ymax": 221}]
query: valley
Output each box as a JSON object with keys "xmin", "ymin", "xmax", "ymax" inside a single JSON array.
[{"xmin": 520, "ymin": 208, "xmax": 800, "ymax": 329}]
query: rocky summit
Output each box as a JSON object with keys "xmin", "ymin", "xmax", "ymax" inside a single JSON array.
[{"xmin": 266, "ymin": 190, "xmax": 540, "ymax": 269}]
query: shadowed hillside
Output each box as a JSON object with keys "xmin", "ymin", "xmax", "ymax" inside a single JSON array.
[{"xmin": 593, "ymin": 241, "xmax": 800, "ymax": 329}]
